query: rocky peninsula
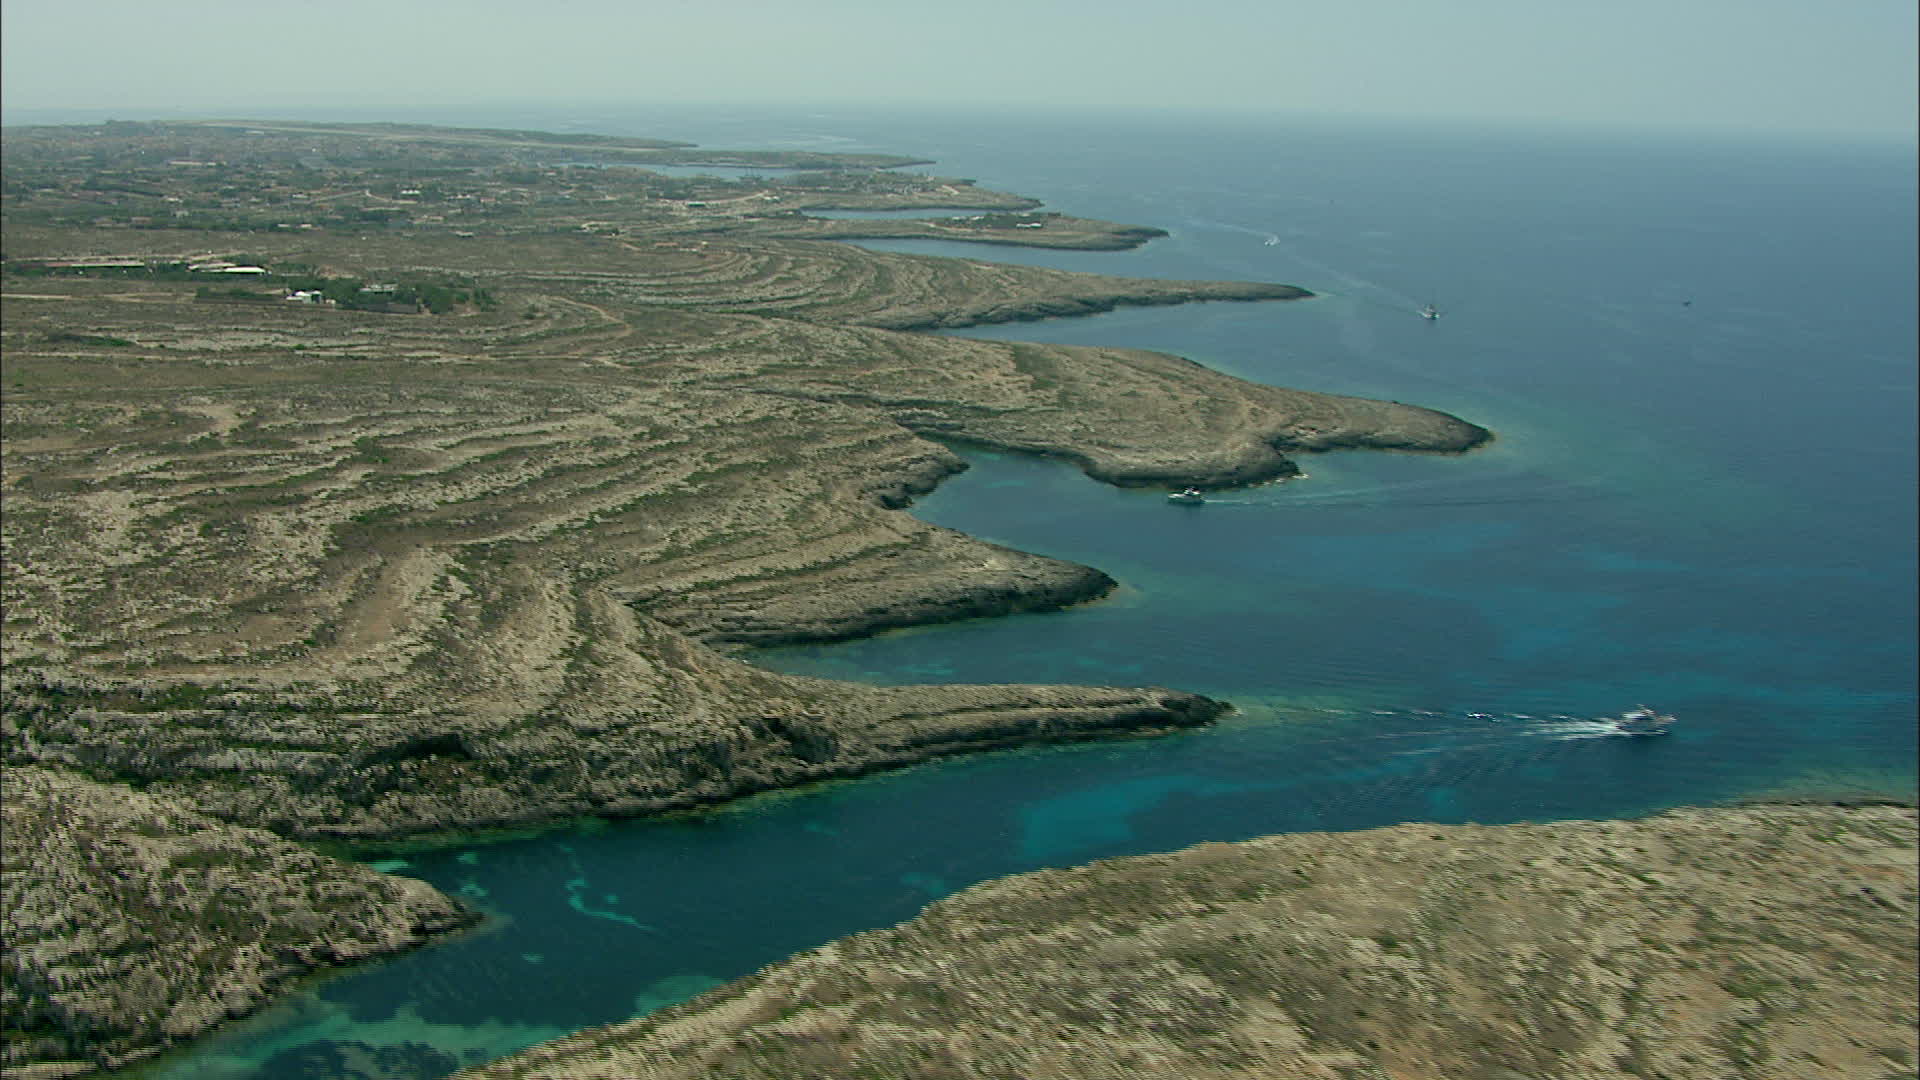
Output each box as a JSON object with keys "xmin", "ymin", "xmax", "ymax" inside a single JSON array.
[
  {"xmin": 459, "ymin": 804, "xmax": 1919, "ymax": 1080},
  {"xmin": 1, "ymin": 120, "xmax": 1488, "ymax": 1074}
]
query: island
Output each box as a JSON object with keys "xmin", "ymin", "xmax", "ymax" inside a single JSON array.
[{"xmin": 1, "ymin": 119, "xmax": 1489, "ymax": 1075}]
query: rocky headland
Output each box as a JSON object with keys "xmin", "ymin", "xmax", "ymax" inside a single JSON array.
[
  {"xmin": 1, "ymin": 120, "xmax": 1488, "ymax": 1073},
  {"xmin": 458, "ymin": 804, "xmax": 1920, "ymax": 1080}
]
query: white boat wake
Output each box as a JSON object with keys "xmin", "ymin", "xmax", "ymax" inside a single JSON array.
[
  {"xmin": 1532, "ymin": 718, "xmax": 1633, "ymax": 741},
  {"xmin": 1291, "ymin": 705, "xmax": 1660, "ymax": 744},
  {"xmin": 1174, "ymin": 214, "xmax": 1427, "ymax": 311}
]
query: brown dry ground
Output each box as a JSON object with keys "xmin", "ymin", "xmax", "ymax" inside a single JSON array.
[{"xmin": 461, "ymin": 804, "xmax": 1920, "ymax": 1080}]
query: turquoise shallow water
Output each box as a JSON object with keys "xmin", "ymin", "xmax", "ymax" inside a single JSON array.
[{"xmin": 127, "ymin": 107, "xmax": 1915, "ymax": 1078}]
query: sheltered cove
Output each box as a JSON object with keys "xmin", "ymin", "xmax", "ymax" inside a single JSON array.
[{"xmin": 0, "ymin": 120, "xmax": 1497, "ymax": 1072}]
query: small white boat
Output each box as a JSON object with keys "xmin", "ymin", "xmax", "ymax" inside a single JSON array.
[
  {"xmin": 1614, "ymin": 705, "xmax": 1675, "ymax": 736},
  {"xmin": 1419, "ymin": 303, "xmax": 1441, "ymax": 320},
  {"xmin": 1167, "ymin": 488, "xmax": 1206, "ymax": 505}
]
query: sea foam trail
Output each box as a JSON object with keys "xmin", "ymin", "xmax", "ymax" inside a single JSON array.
[
  {"xmin": 1288, "ymin": 706, "xmax": 1641, "ymax": 746},
  {"xmin": 1174, "ymin": 212, "xmax": 1429, "ymax": 314},
  {"xmin": 1186, "ymin": 471, "xmax": 1606, "ymax": 512}
]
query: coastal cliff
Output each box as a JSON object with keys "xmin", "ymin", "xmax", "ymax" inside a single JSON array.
[{"xmin": 459, "ymin": 804, "xmax": 1920, "ymax": 1080}]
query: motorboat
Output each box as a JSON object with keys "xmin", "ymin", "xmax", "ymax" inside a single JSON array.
[
  {"xmin": 1419, "ymin": 303, "xmax": 1441, "ymax": 320},
  {"xmin": 1167, "ymin": 488, "xmax": 1205, "ymax": 505},
  {"xmin": 1614, "ymin": 705, "xmax": 1675, "ymax": 736}
]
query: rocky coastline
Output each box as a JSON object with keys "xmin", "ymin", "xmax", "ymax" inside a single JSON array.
[{"xmin": 1, "ymin": 119, "xmax": 1490, "ymax": 1073}]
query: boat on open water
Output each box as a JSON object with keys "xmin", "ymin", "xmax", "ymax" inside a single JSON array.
[{"xmin": 1614, "ymin": 705, "xmax": 1676, "ymax": 736}]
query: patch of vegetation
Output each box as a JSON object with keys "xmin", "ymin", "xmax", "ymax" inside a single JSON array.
[{"xmin": 44, "ymin": 331, "xmax": 135, "ymax": 347}]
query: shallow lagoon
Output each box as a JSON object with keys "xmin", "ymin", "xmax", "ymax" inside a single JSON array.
[{"xmin": 131, "ymin": 107, "xmax": 1915, "ymax": 1079}]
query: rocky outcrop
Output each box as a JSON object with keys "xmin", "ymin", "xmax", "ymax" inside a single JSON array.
[
  {"xmin": 458, "ymin": 804, "xmax": 1920, "ymax": 1080},
  {"xmin": 688, "ymin": 543, "xmax": 1119, "ymax": 647},
  {"xmin": 2, "ymin": 664, "xmax": 1225, "ymax": 846},
  {"xmin": 0, "ymin": 766, "xmax": 477, "ymax": 1076}
]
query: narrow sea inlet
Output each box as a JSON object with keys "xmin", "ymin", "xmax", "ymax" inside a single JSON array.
[{"xmin": 129, "ymin": 106, "xmax": 1916, "ymax": 1079}]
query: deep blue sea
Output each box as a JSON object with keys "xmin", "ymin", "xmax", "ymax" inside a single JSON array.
[{"xmin": 124, "ymin": 106, "xmax": 1916, "ymax": 1079}]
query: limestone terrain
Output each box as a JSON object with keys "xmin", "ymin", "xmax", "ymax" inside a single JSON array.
[
  {"xmin": 1, "ymin": 121, "xmax": 1488, "ymax": 1072},
  {"xmin": 460, "ymin": 804, "xmax": 1920, "ymax": 1080}
]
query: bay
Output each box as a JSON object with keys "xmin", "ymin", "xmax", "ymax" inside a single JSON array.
[{"xmin": 130, "ymin": 105, "xmax": 1916, "ymax": 1079}]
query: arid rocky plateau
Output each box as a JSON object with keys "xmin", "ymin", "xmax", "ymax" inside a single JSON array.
[
  {"xmin": 460, "ymin": 804, "xmax": 1918, "ymax": 1080},
  {"xmin": 7, "ymin": 122, "xmax": 1907, "ymax": 1080}
]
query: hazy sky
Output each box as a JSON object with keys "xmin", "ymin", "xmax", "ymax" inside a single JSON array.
[{"xmin": 3, "ymin": 0, "xmax": 1914, "ymax": 141}]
